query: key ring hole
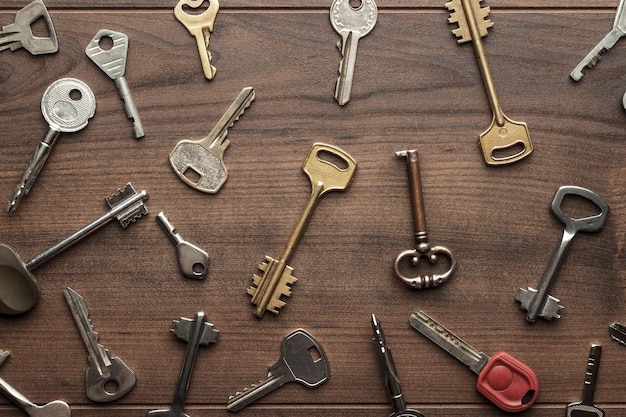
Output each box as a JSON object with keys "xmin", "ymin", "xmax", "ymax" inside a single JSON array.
[
  {"xmin": 558, "ymin": 193, "xmax": 602, "ymax": 221},
  {"xmin": 69, "ymin": 89, "xmax": 82, "ymax": 101},
  {"xmin": 30, "ymin": 16, "xmax": 52, "ymax": 38},
  {"xmin": 97, "ymin": 35, "xmax": 114, "ymax": 51},
  {"xmin": 349, "ymin": 0, "xmax": 363, "ymax": 9},
  {"xmin": 192, "ymin": 262, "xmax": 206, "ymax": 276},
  {"xmin": 104, "ymin": 380, "xmax": 119, "ymax": 395},
  {"xmin": 182, "ymin": 0, "xmax": 212, "ymax": 15},
  {"xmin": 316, "ymin": 149, "xmax": 349, "ymax": 171}
]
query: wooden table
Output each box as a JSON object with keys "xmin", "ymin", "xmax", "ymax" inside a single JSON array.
[{"xmin": 0, "ymin": 0, "xmax": 624, "ymax": 416}]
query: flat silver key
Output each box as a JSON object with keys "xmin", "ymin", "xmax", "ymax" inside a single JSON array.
[
  {"xmin": 0, "ymin": 0, "xmax": 58, "ymax": 55},
  {"xmin": 64, "ymin": 287, "xmax": 136, "ymax": 402},
  {"xmin": 86, "ymin": 29, "xmax": 144, "ymax": 139},
  {"xmin": 227, "ymin": 329, "xmax": 330, "ymax": 412},
  {"xmin": 516, "ymin": 186, "xmax": 610, "ymax": 322},
  {"xmin": 7, "ymin": 78, "xmax": 96, "ymax": 213},
  {"xmin": 156, "ymin": 212, "xmax": 209, "ymax": 279},
  {"xmin": 566, "ymin": 344, "xmax": 604, "ymax": 417},
  {"xmin": 330, "ymin": 0, "xmax": 378, "ymax": 106},
  {"xmin": 570, "ymin": 0, "xmax": 626, "ymax": 81}
]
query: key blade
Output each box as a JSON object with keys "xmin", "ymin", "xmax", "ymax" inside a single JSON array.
[
  {"xmin": 609, "ymin": 322, "xmax": 626, "ymax": 346},
  {"xmin": 570, "ymin": 30, "xmax": 623, "ymax": 81},
  {"xmin": 171, "ymin": 316, "xmax": 218, "ymax": 345},
  {"xmin": 205, "ymin": 87, "xmax": 255, "ymax": 154},
  {"xmin": 85, "ymin": 29, "xmax": 128, "ymax": 80},
  {"xmin": 105, "ymin": 183, "xmax": 149, "ymax": 227}
]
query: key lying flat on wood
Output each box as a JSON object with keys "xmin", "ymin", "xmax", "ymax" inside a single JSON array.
[
  {"xmin": 609, "ymin": 322, "xmax": 626, "ymax": 346},
  {"xmin": 566, "ymin": 344, "xmax": 604, "ymax": 417},
  {"xmin": 157, "ymin": 212, "xmax": 209, "ymax": 279},
  {"xmin": 0, "ymin": 0, "xmax": 58, "ymax": 55},
  {"xmin": 174, "ymin": 0, "xmax": 219, "ymax": 80}
]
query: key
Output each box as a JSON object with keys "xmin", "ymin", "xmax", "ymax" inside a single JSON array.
[
  {"xmin": 330, "ymin": 0, "xmax": 378, "ymax": 106},
  {"xmin": 566, "ymin": 344, "xmax": 604, "ymax": 417},
  {"xmin": 0, "ymin": 183, "xmax": 148, "ymax": 315},
  {"xmin": 174, "ymin": 0, "xmax": 219, "ymax": 80},
  {"xmin": 64, "ymin": 287, "xmax": 136, "ymax": 402},
  {"xmin": 86, "ymin": 29, "xmax": 144, "ymax": 139},
  {"xmin": 7, "ymin": 78, "xmax": 96, "ymax": 213},
  {"xmin": 409, "ymin": 309, "xmax": 539, "ymax": 413},
  {"xmin": 0, "ymin": 350, "xmax": 71, "ymax": 417},
  {"xmin": 147, "ymin": 311, "xmax": 218, "ymax": 417},
  {"xmin": 156, "ymin": 212, "xmax": 209, "ymax": 279},
  {"xmin": 394, "ymin": 150, "xmax": 456, "ymax": 290},
  {"xmin": 0, "ymin": 0, "xmax": 58, "ymax": 55},
  {"xmin": 609, "ymin": 322, "xmax": 626, "ymax": 346},
  {"xmin": 446, "ymin": 0, "xmax": 533, "ymax": 165},
  {"xmin": 516, "ymin": 185, "xmax": 610, "ymax": 322},
  {"xmin": 169, "ymin": 87, "xmax": 255, "ymax": 193},
  {"xmin": 372, "ymin": 314, "xmax": 426, "ymax": 417},
  {"xmin": 247, "ymin": 143, "xmax": 356, "ymax": 318},
  {"xmin": 227, "ymin": 328, "xmax": 330, "ymax": 412}
]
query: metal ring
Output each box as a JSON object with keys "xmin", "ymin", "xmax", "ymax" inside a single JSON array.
[{"xmin": 393, "ymin": 246, "xmax": 456, "ymax": 290}]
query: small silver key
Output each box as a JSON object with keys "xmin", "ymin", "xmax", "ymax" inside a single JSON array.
[
  {"xmin": 227, "ymin": 329, "xmax": 330, "ymax": 412},
  {"xmin": 0, "ymin": 0, "xmax": 58, "ymax": 55},
  {"xmin": 156, "ymin": 212, "xmax": 209, "ymax": 279},
  {"xmin": 7, "ymin": 78, "xmax": 96, "ymax": 213},
  {"xmin": 64, "ymin": 287, "xmax": 136, "ymax": 402},
  {"xmin": 86, "ymin": 29, "xmax": 144, "ymax": 139},
  {"xmin": 330, "ymin": 0, "xmax": 378, "ymax": 106},
  {"xmin": 566, "ymin": 344, "xmax": 604, "ymax": 417}
]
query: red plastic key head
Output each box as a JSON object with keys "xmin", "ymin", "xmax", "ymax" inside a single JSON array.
[{"xmin": 476, "ymin": 352, "xmax": 539, "ymax": 413}]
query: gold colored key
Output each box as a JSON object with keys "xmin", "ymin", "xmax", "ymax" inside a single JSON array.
[
  {"xmin": 174, "ymin": 0, "xmax": 219, "ymax": 80},
  {"xmin": 248, "ymin": 143, "xmax": 356, "ymax": 318},
  {"xmin": 446, "ymin": 0, "xmax": 532, "ymax": 166}
]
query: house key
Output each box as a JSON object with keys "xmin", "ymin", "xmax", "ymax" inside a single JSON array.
[
  {"xmin": 174, "ymin": 0, "xmax": 219, "ymax": 80},
  {"xmin": 0, "ymin": 0, "xmax": 58, "ymax": 55}
]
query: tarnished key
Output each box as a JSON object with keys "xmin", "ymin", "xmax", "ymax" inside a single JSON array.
[
  {"xmin": 64, "ymin": 287, "xmax": 136, "ymax": 402},
  {"xmin": 8, "ymin": 78, "xmax": 96, "ymax": 213},
  {"xmin": 0, "ymin": 0, "xmax": 58, "ymax": 55},
  {"xmin": 446, "ymin": 0, "xmax": 533, "ymax": 165},
  {"xmin": 566, "ymin": 344, "xmax": 604, "ymax": 417},
  {"xmin": 169, "ymin": 87, "xmax": 255, "ymax": 193},
  {"xmin": 516, "ymin": 186, "xmax": 609, "ymax": 322},
  {"xmin": 247, "ymin": 143, "xmax": 356, "ymax": 318},
  {"xmin": 156, "ymin": 212, "xmax": 209, "ymax": 279},
  {"xmin": 86, "ymin": 29, "xmax": 144, "ymax": 139},
  {"xmin": 227, "ymin": 329, "xmax": 330, "ymax": 412},
  {"xmin": 174, "ymin": 0, "xmax": 219, "ymax": 80},
  {"xmin": 330, "ymin": 0, "xmax": 378, "ymax": 106},
  {"xmin": 0, "ymin": 183, "xmax": 148, "ymax": 315},
  {"xmin": 609, "ymin": 322, "xmax": 626, "ymax": 346},
  {"xmin": 410, "ymin": 309, "xmax": 539, "ymax": 413}
]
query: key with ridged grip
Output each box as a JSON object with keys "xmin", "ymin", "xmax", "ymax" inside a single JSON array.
[{"xmin": 566, "ymin": 344, "xmax": 604, "ymax": 417}]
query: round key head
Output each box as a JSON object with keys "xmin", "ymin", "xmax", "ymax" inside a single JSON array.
[
  {"xmin": 330, "ymin": 0, "xmax": 378, "ymax": 36},
  {"xmin": 41, "ymin": 78, "xmax": 96, "ymax": 133},
  {"xmin": 0, "ymin": 243, "xmax": 39, "ymax": 315}
]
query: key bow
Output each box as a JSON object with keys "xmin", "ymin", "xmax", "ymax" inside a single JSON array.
[{"xmin": 394, "ymin": 245, "xmax": 457, "ymax": 289}]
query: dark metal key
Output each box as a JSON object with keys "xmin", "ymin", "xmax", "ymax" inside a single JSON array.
[{"xmin": 566, "ymin": 344, "xmax": 604, "ymax": 417}]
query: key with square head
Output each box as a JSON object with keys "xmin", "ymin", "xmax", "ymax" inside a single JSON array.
[
  {"xmin": 86, "ymin": 29, "xmax": 144, "ymax": 139},
  {"xmin": 7, "ymin": 78, "xmax": 96, "ymax": 213},
  {"xmin": 174, "ymin": 0, "xmax": 219, "ymax": 80},
  {"xmin": 410, "ymin": 309, "xmax": 539, "ymax": 413},
  {"xmin": 0, "ymin": 183, "xmax": 148, "ymax": 315},
  {"xmin": 516, "ymin": 186, "xmax": 609, "ymax": 322},
  {"xmin": 446, "ymin": 0, "xmax": 533, "ymax": 166},
  {"xmin": 156, "ymin": 212, "xmax": 209, "ymax": 279},
  {"xmin": 227, "ymin": 328, "xmax": 330, "ymax": 412},
  {"xmin": 247, "ymin": 143, "xmax": 356, "ymax": 318},
  {"xmin": 169, "ymin": 87, "xmax": 255, "ymax": 193},
  {"xmin": 0, "ymin": 0, "xmax": 58, "ymax": 55},
  {"xmin": 567, "ymin": 344, "xmax": 604, "ymax": 417},
  {"xmin": 330, "ymin": 0, "xmax": 377, "ymax": 106}
]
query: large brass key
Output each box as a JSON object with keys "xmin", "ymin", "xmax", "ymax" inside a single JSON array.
[{"xmin": 248, "ymin": 143, "xmax": 356, "ymax": 318}]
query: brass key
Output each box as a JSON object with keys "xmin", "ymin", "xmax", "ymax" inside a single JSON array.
[
  {"xmin": 174, "ymin": 0, "xmax": 219, "ymax": 80},
  {"xmin": 248, "ymin": 143, "xmax": 356, "ymax": 318},
  {"xmin": 446, "ymin": 0, "xmax": 533, "ymax": 166}
]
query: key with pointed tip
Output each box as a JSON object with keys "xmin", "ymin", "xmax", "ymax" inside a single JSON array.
[
  {"xmin": 566, "ymin": 344, "xmax": 604, "ymax": 417},
  {"xmin": 0, "ymin": 0, "xmax": 58, "ymax": 55},
  {"xmin": 156, "ymin": 212, "xmax": 209, "ymax": 279}
]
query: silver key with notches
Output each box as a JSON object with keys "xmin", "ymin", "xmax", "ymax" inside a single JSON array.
[
  {"xmin": 156, "ymin": 212, "xmax": 209, "ymax": 279},
  {"xmin": 0, "ymin": 0, "xmax": 58, "ymax": 55}
]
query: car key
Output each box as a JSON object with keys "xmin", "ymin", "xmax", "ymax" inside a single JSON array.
[
  {"xmin": 566, "ymin": 344, "xmax": 604, "ymax": 417},
  {"xmin": 409, "ymin": 309, "xmax": 539, "ymax": 413},
  {"xmin": 156, "ymin": 212, "xmax": 209, "ymax": 279},
  {"xmin": 0, "ymin": 0, "xmax": 58, "ymax": 55},
  {"xmin": 174, "ymin": 0, "xmax": 219, "ymax": 80}
]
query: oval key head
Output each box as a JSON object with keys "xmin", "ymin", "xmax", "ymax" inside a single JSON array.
[
  {"xmin": 303, "ymin": 143, "xmax": 356, "ymax": 197},
  {"xmin": 551, "ymin": 186, "xmax": 610, "ymax": 234},
  {"xmin": 41, "ymin": 78, "xmax": 96, "ymax": 133},
  {"xmin": 0, "ymin": 244, "xmax": 39, "ymax": 315},
  {"xmin": 330, "ymin": 0, "xmax": 378, "ymax": 37}
]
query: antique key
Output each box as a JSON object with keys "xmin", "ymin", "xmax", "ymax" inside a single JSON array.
[
  {"xmin": 330, "ymin": 0, "xmax": 378, "ymax": 106},
  {"xmin": 516, "ymin": 186, "xmax": 610, "ymax": 322},
  {"xmin": 227, "ymin": 329, "xmax": 330, "ymax": 412},
  {"xmin": 156, "ymin": 212, "xmax": 209, "ymax": 279},
  {"xmin": 86, "ymin": 29, "xmax": 144, "ymax": 139},
  {"xmin": 410, "ymin": 309, "xmax": 539, "ymax": 413},
  {"xmin": 446, "ymin": 0, "xmax": 533, "ymax": 165},
  {"xmin": 0, "ymin": 183, "xmax": 148, "ymax": 315},
  {"xmin": 174, "ymin": 0, "xmax": 219, "ymax": 80},
  {"xmin": 169, "ymin": 87, "xmax": 255, "ymax": 193},
  {"xmin": 566, "ymin": 344, "xmax": 604, "ymax": 417},
  {"xmin": 247, "ymin": 143, "xmax": 356, "ymax": 318},
  {"xmin": 8, "ymin": 78, "xmax": 96, "ymax": 213},
  {"xmin": 394, "ymin": 150, "xmax": 456, "ymax": 289},
  {"xmin": 0, "ymin": 0, "xmax": 58, "ymax": 55},
  {"xmin": 64, "ymin": 287, "xmax": 136, "ymax": 402}
]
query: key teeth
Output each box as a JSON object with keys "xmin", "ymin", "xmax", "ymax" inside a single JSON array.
[{"xmin": 446, "ymin": 0, "xmax": 492, "ymax": 43}]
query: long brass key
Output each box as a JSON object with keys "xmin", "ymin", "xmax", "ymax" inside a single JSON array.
[
  {"xmin": 174, "ymin": 0, "xmax": 219, "ymax": 80},
  {"xmin": 446, "ymin": 0, "xmax": 533, "ymax": 166},
  {"xmin": 247, "ymin": 143, "xmax": 356, "ymax": 318}
]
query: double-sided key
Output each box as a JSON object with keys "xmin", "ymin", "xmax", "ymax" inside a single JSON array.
[
  {"xmin": 0, "ymin": 183, "xmax": 148, "ymax": 315},
  {"xmin": 8, "ymin": 78, "xmax": 96, "ymax": 213},
  {"xmin": 330, "ymin": 0, "xmax": 378, "ymax": 106},
  {"xmin": 227, "ymin": 329, "xmax": 330, "ymax": 412},
  {"xmin": 410, "ymin": 309, "xmax": 539, "ymax": 413},
  {"xmin": 64, "ymin": 287, "xmax": 136, "ymax": 402},
  {"xmin": 0, "ymin": 0, "xmax": 58, "ymax": 55},
  {"xmin": 174, "ymin": 0, "xmax": 219, "ymax": 80},
  {"xmin": 247, "ymin": 143, "xmax": 356, "ymax": 318},
  {"xmin": 446, "ymin": 0, "xmax": 533, "ymax": 165},
  {"xmin": 566, "ymin": 344, "xmax": 604, "ymax": 417},
  {"xmin": 169, "ymin": 87, "xmax": 255, "ymax": 193},
  {"xmin": 86, "ymin": 29, "xmax": 144, "ymax": 139},
  {"xmin": 156, "ymin": 212, "xmax": 209, "ymax": 279},
  {"xmin": 516, "ymin": 186, "xmax": 610, "ymax": 322}
]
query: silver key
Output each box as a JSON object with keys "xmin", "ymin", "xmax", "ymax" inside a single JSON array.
[
  {"xmin": 516, "ymin": 186, "xmax": 609, "ymax": 322},
  {"xmin": 86, "ymin": 29, "xmax": 144, "ymax": 139},
  {"xmin": 227, "ymin": 329, "xmax": 330, "ymax": 412},
  {"xmin": 570, "ymin": 0, "xmax": 626, "ymax": 81},
  {"xmin": 7, "ymin": 78, "xmax": 96, "ymax": 213},
  {"xmin": 156, "ymin": 212, "xmax": 209, "ymax": 279},
  {"xmin": 0, "ymin": 0, "xmax": 58, "ymax": 55},
  {"xmin": 330, "ymin": 0, "xmax": 378, "ymax": 106}
]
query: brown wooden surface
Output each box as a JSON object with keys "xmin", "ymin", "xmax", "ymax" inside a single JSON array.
[{"xmin": 0, "ymin": 0, "xmax": 625, "ymax": 416}]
